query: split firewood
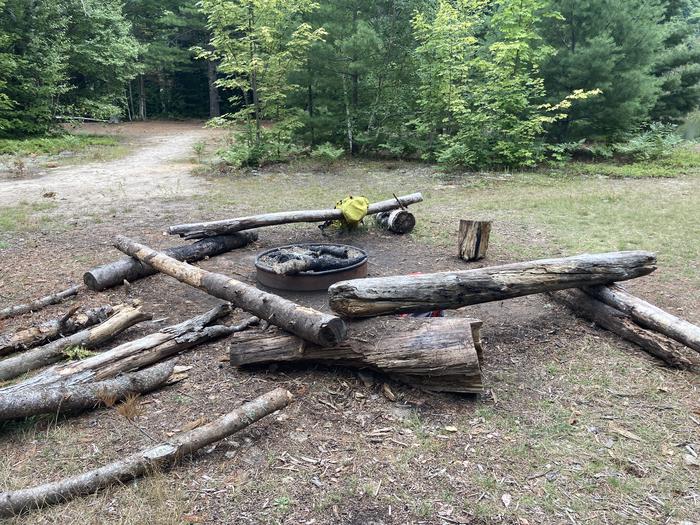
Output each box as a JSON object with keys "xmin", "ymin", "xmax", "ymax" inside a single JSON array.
[
  {"xmin": 0, "ymin": 387, "xmax": 292, "ymax": 517},
  {"xmin": 113, "ymin": 236, "xmax": 346, "ymax": 347},
  {"xmin": 458, "ymin": 220, "xmax": 491, "ymax": 261},
  {"xmin": 583, "ymin": 284, "xmax": 700, "ymax": 354},
  {"xmin": 329, "ymin": 251, "xmax": 657, "ymax": 318},
  {"xmin": 230, "ymin": 317, "xmax": 484, "ymax": 393},
  {"xmin": 375, "ymin": 210, "xmax": 416, "ymax": 234},
  {"xmin": 83, "ymin": 232, "xmax": 258, "ymax": 292},
  {"xmin": 0, "ymin": 285, "xmax": 82, "ymax": 320},
  {"xmin": 0, "ymin": 305, "xmax": 114, "ymax": 356},
  {"xmin": 167, "ymin": 192, "xmax": 423, "ymax": 239},
  {"xmin": 0, "ymin": 303, "xmax": 151, "ymax": 381},
  {"xmin": 263, "ymin": 245, "xmax": 365, "ymax": 275},
  {"xmin": 0, "ymin": 360, "xmax": 175, "ymax": 421}
]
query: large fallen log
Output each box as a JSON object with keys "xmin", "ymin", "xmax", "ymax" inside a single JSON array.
[
  {"xmin": 551, "ymin": 289, "xmax": 696, "ymax": 369},
  {"xmin": 583, "ymin": 284, "xmax": 700, "ymax": 354},
  {"xmin": 167, "ymin": 192, "xmax": 423, "ymax": 239},
  {"xmin": 0, "ymin": 360, "xmax": 175, "ymax": 421},
  {"xmin": 0, "ymin": 303, "xmax": 151, "ymax": 381},
  {"xmin": 0, "ymin": 285, "xmax": 82, "ymax": 320},
  {"xmin": 0, "ymin": 305, "xmax": 114, "ymax": 356},
  {"xmin": 83, "ymin": 232, "xmax": 258, "ymax": 292},
  {"xmin": 113, "ymin": 236, "xmax": 346, "ymax": 347},
  {"xmin": 231, "ymin": 317, "xmax": 484, "ymax": 393},
  {"xmin": 328, "ymin": 251, "xmax": 657, "ymax": 318},
  {"xmin": 0, "ymin": 387, "xmax": 292, "ymax": 518}
]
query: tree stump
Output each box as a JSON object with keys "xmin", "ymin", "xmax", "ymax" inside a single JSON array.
[{"xmin": 458, "ymin": 220, "xmax": 491, "ymax": 261}]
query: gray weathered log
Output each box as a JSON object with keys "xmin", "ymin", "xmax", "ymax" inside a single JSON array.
[
  {"xmin": 0, "ymin": 304, "xmax": 151, "ymax": 381},
  {"xmin": 0, "ymin": 305, "xmax": 114, "ymax": 356},
  {"xmin": 0, "ymin": 360, "xmax": 175, "ymax": 421},
  {"xmin": 168, "ymin": 192, "xmax": 423, "ymax": 239},
  {"xmin": 84, "ymin": 232, "xmax": 258, "ymax": 291},
  {"xmin": 375, "ymin": 209, "xmax": 416, "ymax": 234},
  {"xmin": 113, "ymin": 236, "xmax": 346, "ymax": 347},
  {"xmin": 583, "ymin": 284, "xmax": 700, "ymax": 354},
  {"xmin": 231, "ymin": 317, "xmax": 484, "ymax": 393},
  {"xmin": 0, "ymin": 387, "xmax": 292, "ymax": 518},
  {"xmin": 329, "ymin": 251, "xmax": 657, "ymax": 318},
  {"xmin": 458, "ymin": 220, "xmax": 491, "ymax": 261},
  {"xmin": 0, "ymin": 285, "xmax": 82, "ymax": 319}
]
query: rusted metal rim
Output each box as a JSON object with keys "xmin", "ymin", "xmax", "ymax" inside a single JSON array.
[{"xmin": 255, "ymin": 243, "xmax": 368, "ymax": 291}]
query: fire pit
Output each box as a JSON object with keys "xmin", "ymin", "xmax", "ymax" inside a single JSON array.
[{"xmin": 255, "ymin": 243, "xmax": 368, "ymax": 291}]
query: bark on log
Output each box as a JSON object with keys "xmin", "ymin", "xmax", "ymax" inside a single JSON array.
[
  {"xmin": 230, "ymin": 317, "xmax": 484, "ymax": 393},
  {"xmin": 458, "ymin": 220, "xmax": 491, "ymax": 261},
  {"xmin": 113, "ymin": 236, "xmax": 346, "ymax": 347},
  {"xmin": 0, "ymin": 387, "xmax": 292, "ymax": 518},
  {"xmin": 375, "ymin": 210, "xmax": 416, "ymax": 234},
  {"xmin": 0, "ymin": 306, "xmax": 114, "ymax": 356},
  {"xmin": 0, "ymin": 360, "xmax": 175, "ymax": 421},
  {"xmin": 329, "ymin": 251, "xmax": 657, "ymax": 318},
  {"xmin": 167, "ymin": 192, "xmax": 423, "ymax": 239},
  {"xmin": 583, "ymin": 284, "xmax": 700, "ymax": 353},
  {"xmin": 0, "ymin": 285, "xmax": 82, "ymax": 319},
  {"xmin": 551, "ymin": 289, "xmax": 696, "ymax": 369},
  {"xmin": 0, "ymin": 304, "xmax": 151, "ymax": 381},
  {"xmin": 84, "ymin": 232, "xmax": 258, "ymax": 292}
]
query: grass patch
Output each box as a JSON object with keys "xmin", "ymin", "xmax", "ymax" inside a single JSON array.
[
  {"xmin": 0, "ymin": 134, "xmax": 119, "ymax": 156},
  {"xmin": 0, "ymin": 201, "xmax": 57, "ymax": 233}
]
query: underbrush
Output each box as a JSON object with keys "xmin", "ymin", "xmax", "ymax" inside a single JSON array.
[
  {"xmin": 0, "ymin": 134, "xmax": 118, "ymax": 156},
  {"xmin": 563, "ymin": 145, "xmax": 699, "ymax": 178}
]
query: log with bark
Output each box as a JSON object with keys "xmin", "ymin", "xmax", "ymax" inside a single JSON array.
[
  {"xmin": 0, "ymin": 387, "xmax": 292, "ymax": 518},
  {"xmin": 0, "ymin": 285, "xmax": 82, "ymax": 319},
  {"xmin": 167, "ymin": 192, "xmax": 423, "ymax": 239},
  {"xmin": 230, "ymin": 316, "xmax": 484, "ymax": 393},
  {"xmin": 84, "ymin": 232, "xmax": 258, "ymax": 292},
  {"xmin": 0, "ymin": 305, "xmax": 114, "ymax": 356},
  {"xmin": 458, "ymin": 220, "xmax": 491, "ymax": 261},
  {"xmin": 0, "ymin": 303, "xmax": 151, "ymax": 381},
  {"xmin": 328, "ymin": 251, "xmax": 657, "ymax": 318},
  {"xmin": 262, "ymin": 245, "xmax": 365, "ymax": 275},
  {"xmin": 113, "ymin": 236, "xmax": 346, "ymax": 347},
  {"xmin": 375, "ymin": 209, "xmax": 416, "ymax": 234}
]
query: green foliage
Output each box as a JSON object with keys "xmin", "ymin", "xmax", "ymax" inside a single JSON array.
[
  {"xmin": 0, "ymin": 134, "xmax": 118, "ymax": 155},
  {"xmin": 63, "ymin": 345, "xmax": 96, "ymax": 360},
  {"xmin": 310, "ymin": 141, "xmax": 345, "ymax": 162},
  {"xmin": 613, "ymin": 123, "xmax": 684, "ymax": 160}
]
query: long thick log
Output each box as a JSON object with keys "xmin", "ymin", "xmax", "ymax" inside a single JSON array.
[
  {"xmin": 0, "ymin": 387, "xmax": 292, "ymax": 518},
  {"xmin": 231, "ymin": 317, "xmax": 484, "ymax": 393},
  {"xmin": 113, "ymin": 236, "xmax": 346, "ymax": 347},
  {"xmin": 552, "ymin": 289, "xmax": 696, "ymax": 369},
  {"xmin": 0, "ymin": 360, "xmax": 175, "ymax": 421},
  {"xmin": 0, "ymin": 285, "xmax": 82, "ymax": 319},
  {"xmin": 329, "ymin": 251, "xmax": 657, "ymax": 318},
  {"xmin": 168, "ymin": 192, "xmax": 423, "ymax": 239},
  {"xmin": 583, "ymin": 284, "xmax": 700, "ymax": 353},
  {"xmin": 0, "ymin": 304, "xmax": 151, "ymax": 381},
  {"xmin": 0, "ymin": 305, "xmax": 113, "ymax": 356},
  {"xmin": 84, "ymin": 232, "xmax": 258, "ymax": 292}
]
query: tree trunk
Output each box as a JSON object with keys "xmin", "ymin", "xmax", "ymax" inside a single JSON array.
[
  {"xmin": 83, "ymin": 232, "xmax": 257, "ymax": 292},
  {"xmin": 375, "ymin": 210, "xmax": 416, "ymax": 234},
  {"xmin": 458, "ymin": 220, "xmax": 491, "ymax": 261},
  {"xmin": 168, "ymin": 192, "xmax": 423, "ymax": 239},
  {"xmin": 113, "ymin": 236, "xmax": 347, "ymax": 347},
  {"xmin": 138, "ymin": 74, "xmax": 146, "ymax": 120},
  {"xmin": 0, "ymin": 285, "xmax": 82, "ymax": 319},
  {"xmin": 0, "ymin": 388, "xmax": 292, "ymax": 518},
  {"xmin": 328, "ymin": 251, "xmax": 657, "ymax": 318},
  {"xmin": 231, "ymin": 317, "xmax": 484, "ymax": 393},
  {"xmin": 207, "ymin": 60, "xmax": 220, "ymax": 118},
  {"xmin": 583, "ymin": 284, "xmax": 700, "ymax": 353}
]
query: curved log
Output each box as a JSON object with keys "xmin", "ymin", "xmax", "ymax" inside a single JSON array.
[{"xmin": 0, "ymin": 285, "xmax": 82, "ymax": 319}]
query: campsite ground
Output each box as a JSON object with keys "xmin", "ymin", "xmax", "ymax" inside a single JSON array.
[{"xmin": 0, "ymin": 122, "xmax": 698, "ymax": 524}]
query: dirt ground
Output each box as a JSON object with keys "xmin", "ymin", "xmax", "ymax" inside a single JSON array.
[{"xmin": 0, "ymin": 122, "xmax": 698, "ymax": 524}]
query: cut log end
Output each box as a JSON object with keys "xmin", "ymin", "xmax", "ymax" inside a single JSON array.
[
  {"xmin": 458, "ymin": 220, "xmax": 491, "ymax": 261},
  {"xmin": 375, "ymin": 210, "xmax": 416, "ymax": 234}
]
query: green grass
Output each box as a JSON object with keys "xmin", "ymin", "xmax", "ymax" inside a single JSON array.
[
  {"xmin": 0, "ymin": 201, "xmax": 58, "ymax": 233},
  {"xmin": 564, "ymin": 145, "xmax": 700, "ymax": 178},
  {"xmin": 0, "ymin": 134, "xmax": 119, "ymax": 156}
]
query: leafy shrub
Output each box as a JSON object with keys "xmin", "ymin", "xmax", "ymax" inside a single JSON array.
[
  {"xmin": 613, "ymin": 123, "xmax": 683, "ymax": 161},
  {"xmin": 310, "ymin": 142, "xmax": 345, "ymax": 163}
]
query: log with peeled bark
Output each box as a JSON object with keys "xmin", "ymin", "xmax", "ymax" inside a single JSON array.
[
  {"xmin": 0, "ymin": 387, "xmax": 292, "ymax": 518},
  {"xmin": 0, "ymin": 285, "xmax": 82, "ymax": 319},
  {"xmin": 551, "ymin": 289, "xmax": 696, "ymax": 369},
  {"xmin": 374, "ymin": 209, "xmax": 416, "ymax": 234},
  {"xmin": 458, "ymin": 220, "xmax": 491, "ymax": 261},
  {"xmin": 328, "ymin": 251, "xmax": 657, "ymax": 318},
  {"xmin": 0, "ymin": 305, "xmax": 114, "ymax": 356},
  {"xmin": 83, "ymin": 232, "xmax": 258, "ymax": 292},
  {"xmin": 0, "ymin": 303, "xmax": 151, "ymax": 381},
  {"xmin": 113, "ymin": 236, "xmax": 346, "ymax": 347},
  {"xmin": 230, "ymin": 317, "xmax": 484, "ymax": 394},
  {"xmin": 583, "ymin": 284, "xmax": 700, "ymax": 354},
  {"xmin": 0, "ymin": 360, "xmax": 175, "ymax": 421},
  {"xmin": 167, "ymin": 192, "xmax": 423, "ymax": 239}
]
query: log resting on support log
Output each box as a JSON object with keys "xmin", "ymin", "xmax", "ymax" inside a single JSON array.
[
  {"xmin": 328, "ymin": 251, "xmax": 657, "ymax": 318},
  {"xmin": 167, "ymin": 192, "xmax": 423, "ymax": 239},
  {"xmin": 375, "ymin": 209, "xmax": 416, "ymax": 234},
  {"xmin": 458, "ymin": 220, "xmax": 491, "ymax": 261},
  {"xmin": 0, "ymin": 387, "xmax": 292, "ymax": 518},
  {"xmin": 0, "ymin": 285, "xmax": 82, "ymax": 320},
  {"xmin": 113, "ymin": 236, "xmax": 346, "ymax": 347},
  {"xmin": 230, "ymin": 317, "xmax": 484, "ymax": 394},
  {"xmin": 83, "ymin": 232, "xmax": 258, "ymax": 292}
]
